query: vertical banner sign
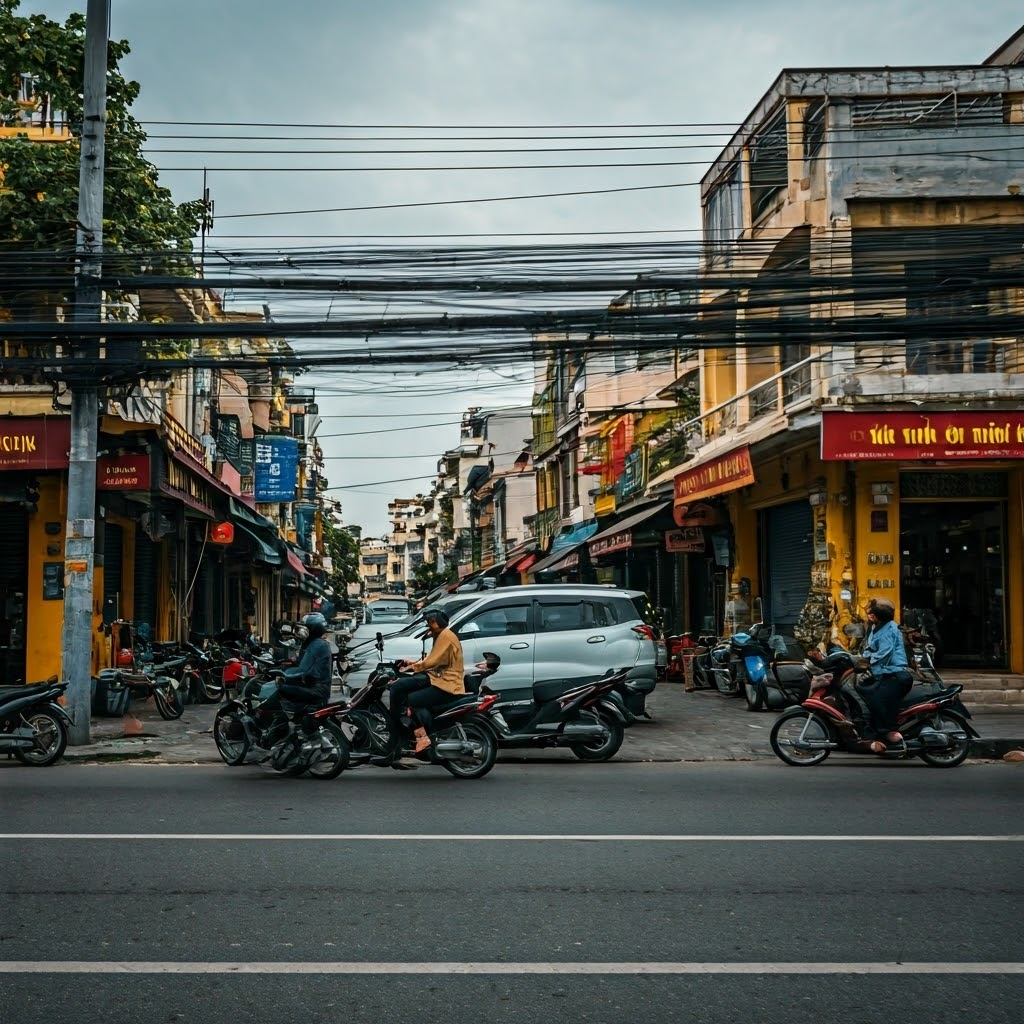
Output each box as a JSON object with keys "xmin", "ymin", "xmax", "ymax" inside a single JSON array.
[{"xmin": 254, "ymin": 436, "xmax": 299, "ymax": 501}]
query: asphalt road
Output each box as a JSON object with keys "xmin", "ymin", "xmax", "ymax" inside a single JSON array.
[{"xmin": 2, "ymin": 762, "xmax": 1022, "ymax": 1024}]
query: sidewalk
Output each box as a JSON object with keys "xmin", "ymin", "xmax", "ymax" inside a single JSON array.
[{"xmin": 57, "ymin": 682, "xmax": 1024, "ymax": 765}]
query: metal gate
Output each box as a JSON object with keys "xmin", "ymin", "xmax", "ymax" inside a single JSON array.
[
  {"xmin": 0, "ymin": 505, "xmax": 29, "ymax": 682},
  {"xmin": 760, "ymin": 501, "xmax": 813, "ymax": 634}
]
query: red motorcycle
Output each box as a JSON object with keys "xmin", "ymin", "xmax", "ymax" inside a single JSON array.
[{"xmin": 769, "ymin": 648, "xmax": 977, "ymax": 768}]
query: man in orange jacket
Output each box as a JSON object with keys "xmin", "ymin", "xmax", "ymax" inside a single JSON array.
[{"xmin": 392, "ymin": 607, "xmax": 465, "ymax": 753}]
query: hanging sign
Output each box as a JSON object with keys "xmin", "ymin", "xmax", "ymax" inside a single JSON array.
[
  {"xmin": 98, "ymin": 454, "xmax": 151, "ymax": 490},
  {"xmin": 665, "ymin": 527, "xmax": 705, "ymax": 553},
  {"xmin": 822, "ymin": 410, "xmax": 1024, "ymax": 460},
  {"xmin": 254, "ymin": 436, "xmax": 299, "ymax": 502}
]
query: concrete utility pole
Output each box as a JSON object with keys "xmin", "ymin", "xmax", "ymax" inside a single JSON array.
[{"xmin": 62, "ymin": 0, "xmax": 109, "ymax": 745}]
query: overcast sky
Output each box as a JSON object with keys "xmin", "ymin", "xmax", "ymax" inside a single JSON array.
[{"xmin": 20, "ymin": 1, "xmax": 1024, "ymax": 535}]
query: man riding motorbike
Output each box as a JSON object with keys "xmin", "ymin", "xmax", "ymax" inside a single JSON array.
[
  {"xmin": 391, "ymin": 607, "xmax": 465, "ymax": 754},
  {"xmin": 274, "ymin": 611, "xmax": 333, "ymax": 710}
]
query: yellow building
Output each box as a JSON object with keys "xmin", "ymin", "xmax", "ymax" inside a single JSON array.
[{"xmin": 652, "ymin": 39, "xmax": 1024, "ymax": 673}]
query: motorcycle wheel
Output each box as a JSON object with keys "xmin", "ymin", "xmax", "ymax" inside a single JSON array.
[
  {"xmin": 198, "ymin": 670, "xmax": 225, "ymax": 703},
  {"xmin": 305, "ymin": 723, "xmax": 350, "ymax": 780},
  {"xmin": 570, "ymin": 710, "xmax": 625, "ymax": 762},
  {"xmin": 213, "ymin": 708, "xmax": 250, "ymax": 766},
  {"xmin": 154, "ymin": 681, "xmax": 184, "ymax": 720},
  {"xmin": 916, "ymin": 712, "xmax": 971, "ymax": 769},
  {"xmin": 12, "ymin": 710, "xmax": 68, "ymax": 766},
  {"xmin": 440, "ymin": 721, "xmax": 497, "ymax": 780},
  {"xmin": 744, "ymin": 680, "xmax": 765, "ymax": 712},
  {"xmin": 769, "ymin": 710, "xmax": 833, "ymax": 766}
]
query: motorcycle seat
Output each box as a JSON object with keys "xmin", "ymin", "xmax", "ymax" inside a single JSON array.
[{"xmin": 0, "ymin": 680, "xmax": 59, "ymax": 704}]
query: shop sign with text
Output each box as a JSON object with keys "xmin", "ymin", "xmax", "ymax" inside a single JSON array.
[
  {"xmin": 822, "ymin": 411, "xmax": 1024, "ymax": 460},
  {"xmin": 590, "ymin": 529, "xmax": 633, "ymax": 557},
  {"xmin": 673, "ymin": 446, "xmax": 754, "ymax": 511},
  {"xmin": 0, "ymin": 417, "xmax": 70, "ymax": 470},
  {"xmin": 666, "ymin": 527, "xmax": 705, "ymax": 553},
  {"xmin": 98, "ymin": 454, "xmax": 151, "ymax": 490}
]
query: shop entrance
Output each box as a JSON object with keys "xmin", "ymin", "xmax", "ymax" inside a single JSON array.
[
  {"xmin": 0, "ymin": 504, "xmax": 29, "ymax": 683},
  {"xmin": 899, "ymin": 498, "xmax": 1007, "ymax": 669}
]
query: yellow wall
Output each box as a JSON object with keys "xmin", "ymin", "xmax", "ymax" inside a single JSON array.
[{"xmin": 24, "ymin": 474, "xmax": 65, "ymax": 682}]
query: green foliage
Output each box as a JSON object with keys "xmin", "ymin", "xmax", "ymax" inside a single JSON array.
[
  {"xmin": 0, "ymin": 1, "xmax": 202, "ymax": 259},
  {"xmin": 322, "ymin": 519, "xmax": 360, "ymax": 597},
  {"xmin": 411, "ymin": 561, "xmax": 454, "ymax": 595}
]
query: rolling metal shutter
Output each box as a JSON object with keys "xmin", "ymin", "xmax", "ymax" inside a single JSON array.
[{"xmin": 762, "ymin": 501, "xmax": 813, "ymax": 634}]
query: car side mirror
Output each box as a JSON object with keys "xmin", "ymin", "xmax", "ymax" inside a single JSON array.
[{"xmin": 459, "ymin": 622, "xmax": 480, "ymax": 636}]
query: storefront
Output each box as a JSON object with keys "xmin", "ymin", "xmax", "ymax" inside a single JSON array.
[
  {"xmin": 671, "ymin": 447, "xmax": 755, "ymax": 636},
  {"xmin": 822, "ymin": 410, "xmax": 1024, "ymax": 671},
  {"xmin": 0, "ymin": 416, "xmax": 72, "ymax": 683}
]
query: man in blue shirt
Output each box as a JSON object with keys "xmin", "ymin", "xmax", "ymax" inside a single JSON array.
[{"xmin": 860, "ymin": 598, "xmax": 914, "ymax": 751}]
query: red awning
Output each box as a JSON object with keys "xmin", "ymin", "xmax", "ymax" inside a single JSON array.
[
  {"xmin": 285, "ymin": 549, "xmax": 310, "ymax": 577},
  {"xmin": 506, "ymin": 551, "xmax": 538, "ymax": 573}
]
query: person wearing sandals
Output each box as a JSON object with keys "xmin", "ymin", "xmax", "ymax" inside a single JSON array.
[
  {"xmin": 392, "ymin": 608, "xmax": 465, "ymax": 754},
  {"xmin": 860, "ymin": 598, "xmax": 915, "ymax": 752}
]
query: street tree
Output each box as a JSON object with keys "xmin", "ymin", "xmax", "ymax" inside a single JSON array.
[
  {"xmin": 0, "ymin": 0, "xmax": 204, "ymax": 318},
  {"xmin": 321, "ymin": 519, "xmax": 361, "ymax": 603}
]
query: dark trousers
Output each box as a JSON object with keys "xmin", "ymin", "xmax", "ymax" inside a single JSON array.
[
  {"xmin": 860, "ymin": 671, "xmax": 914, "ymax": 733},
  {"xmin": 406, "ymin": 680, "xmax": 458, "ymax": 730},
  {"xmin": 389, "ymin": 673, "xmax": 432, "ymax": 731}
]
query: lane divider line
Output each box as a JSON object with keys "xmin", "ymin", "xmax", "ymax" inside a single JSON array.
[
  {"xmin": 1, "ymin": 961, "xmax": 1022, "ymax": 975},
  {"xmin": 1, "ymin": 833, "xmax": 1023, "ymax": 842}
]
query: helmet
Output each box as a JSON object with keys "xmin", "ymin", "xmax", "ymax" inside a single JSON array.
[
  {"xmin": 301, "ymin": 612, "xmax": 328, "ymax": 638},
  {"xmin": 422, "ymin": 607, "xmax": 450, "ymax": 629}
]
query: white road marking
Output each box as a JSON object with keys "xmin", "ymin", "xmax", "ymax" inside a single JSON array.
[
  {"xmin": 1, "ymin": 834, "xmax": 1023, "ymax": 842},
  {"xmin": 0, "ymin": 962, "xmax": 1021, "ymax": 975}
]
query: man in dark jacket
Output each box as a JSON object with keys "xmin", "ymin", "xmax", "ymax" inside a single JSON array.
[{"xmin": 276, "ymin": 612, "xmax": 333, "ymax": 709}]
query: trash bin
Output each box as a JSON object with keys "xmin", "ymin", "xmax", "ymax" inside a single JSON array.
[{"xmin": 91, "ymin": 670, "xmax": 131, "ymax": 717}]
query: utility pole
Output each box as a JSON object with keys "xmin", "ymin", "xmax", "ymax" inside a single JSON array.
[{"xmin": 62, "ymin": 0, "xmax": 109, "ymax": 745}]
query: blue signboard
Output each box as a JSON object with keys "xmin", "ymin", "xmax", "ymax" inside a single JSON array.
[{"xmin": 254, "ymin": 435, "xmax": 299, "ymax": 502}]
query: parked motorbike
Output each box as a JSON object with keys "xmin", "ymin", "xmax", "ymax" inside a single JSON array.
[
  {"xmin": 739, "ymin": 630, "xmax": 813, "ymax": 712},
  {"xmin": 769, "ymin": 648, "xmax": 978, "ymax": 768},
  {"xmin": 0, "ymin": 676, "xmax": 73, "ymax": 766},
  {"xmin": 485, "ymin": 667, "xmax": 632, "ymax": 761},
  {"xmin": 114, "ymin": 661, "xmax": 186, "ymax": 720},
  {"xmin": 316, "ymin": 634, "xmax": 505, "ymax": 780},
  {"xmin": 213, "ymin": 670, "xmax": 349, "ymax": 779}
]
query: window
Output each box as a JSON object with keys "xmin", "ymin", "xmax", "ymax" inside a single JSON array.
[
  {"xmin": 748, "ymin": 110, "xmax": 788, "ymax": 221},
  {"xmin": 537, "ymin": 602, "xmax": 585, "ymax": 632},
  {"xmin": 456, "ymin": 603, "xmax": 531, "ymax": 639}
]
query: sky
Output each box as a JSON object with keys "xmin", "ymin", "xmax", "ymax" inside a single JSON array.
[{"xmin": 18, "ymin": 0, "xmax": 1024, "ymax": 535}]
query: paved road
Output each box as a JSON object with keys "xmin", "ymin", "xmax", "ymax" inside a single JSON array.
[{"xmin": 2, "ymin": 763, "xmax": 1022, "ymax": 1023}]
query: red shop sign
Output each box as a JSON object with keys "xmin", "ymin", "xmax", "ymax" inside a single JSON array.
[
  {"xmin": 673, "ymin": 445, "xmax": 755, "ymax": 517},
  {"xmin": 821, "ymin": 411, "xmax": 1024, "ymax": 461},
  {"xmin": 0, "ymin": 417, "xmax": 70, "ymax": 470},
  {"xmin": 98, "ymin": 454, "xmax": 151, "ymax": 490}
]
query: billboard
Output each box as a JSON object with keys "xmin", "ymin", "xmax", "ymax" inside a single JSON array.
[{"xmin": 254, "ymin": 435, "xmax": 298, "ymax": 502}]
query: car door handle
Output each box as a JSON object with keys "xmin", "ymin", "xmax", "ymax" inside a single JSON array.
[
  {"xmin": 509, "ymin": 642, "xmax": 530, "ymax": 650},
  {"xmin": 586, "ymin": 636, "xmax": 606, "ymax": 643}
]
